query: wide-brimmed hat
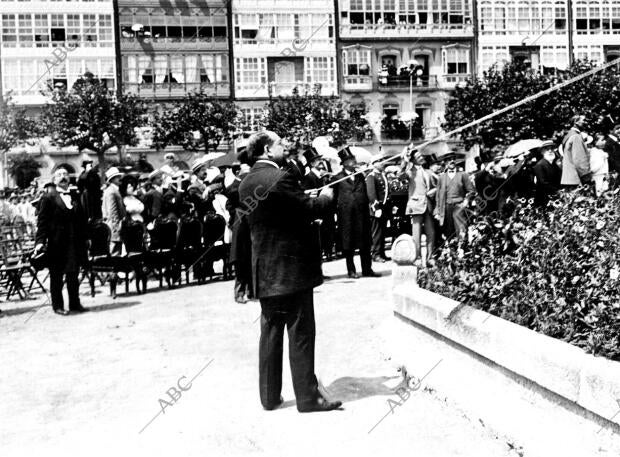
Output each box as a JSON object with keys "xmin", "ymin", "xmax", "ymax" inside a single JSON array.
[
  {"xmin": 338, "ymin": 146, "xmax": 356, "ymax": 163},
  {"xmin": 164, "ymin": 152, "xmax": 175, "ymax": 160},
  {"xmin": 191, "ymin": 157, "xmax": 208, "ymax": 173},
  {"xmin": 105, "ymin": 167, "xmax": 123, "ymax": 182}
]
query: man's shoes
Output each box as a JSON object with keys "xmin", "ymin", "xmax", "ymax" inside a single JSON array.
[
  {"xmin": 362, "ymin": 270, "xmax": 381, "ymax": 278},
  {"xmin": 263, "ymin": 396, "xmax": 284, "ymax": 411},
  {"xmin": 322, "ymin": 275, "xmax": 332, "ymax": 281},
  {"xmin": 372, "ymin": 256, "xmax": 386, "ymax": 263},
  {"xmin": 70, "ymin": 305, "xmax": 89, "ymax": 313},
  {"xmin": 348, "ymin": 272, "xmax": 360, "ymax": 279},
  {"xmin": 235, "ymin": 296, "xmax": 247, "ymax": 304},
  {"xmin": 53, "ymin": 309, "xmax": 70, "ymax": 316},
  {"xmin": 297, "ymin": 395, "xmax": 343, "ymax": 413},
  {"xmin": 381, "ymin": 255, "xmax": 391, "ymax": 261}
]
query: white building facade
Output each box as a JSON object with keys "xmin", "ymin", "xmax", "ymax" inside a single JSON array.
[
  {"xmin": 337, "ymin": 0, "xmax": 475, "ymax": 154},
  {"xmin": 0, "ymin": 0, "xmax": 116, "ymax": 106},
  {"xmin": 232, "ymin": 0, "xmax": 338, "ymax": 129},
  {"xmin": 477, "ymin": 0, "xmax": 620, "ymax": 75}
]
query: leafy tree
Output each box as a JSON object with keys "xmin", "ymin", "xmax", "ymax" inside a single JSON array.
[
  {"xmin": 8, "ymin": 151, "xmax": 42, "ymax": 189},
  {"xmin": 443, "ymin": 61, "xmax": 620, "ymax": 157},
  {"xmin": 0, "ymin": 95, "xmax": 39, "ymax": 184},
  {"xmin": 261, "ymin": 87, "xmax": 373, "ymax": 148},
  {"xmin": 152, "ymin": 92, "xmax": 238, "ymax": 155},
  {"xmin": 42, "ymin": 75, "xmax": 148, "ymax": 170}
]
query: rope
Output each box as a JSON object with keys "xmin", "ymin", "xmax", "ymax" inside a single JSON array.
[{"xmin": 313, "ymin": 56, "xmax": 620, "ymax": 191}]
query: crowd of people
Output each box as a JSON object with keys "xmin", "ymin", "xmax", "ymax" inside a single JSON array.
[{"xmin": 2, "ymin": 113, "xmax": 618, "ymax": 318}]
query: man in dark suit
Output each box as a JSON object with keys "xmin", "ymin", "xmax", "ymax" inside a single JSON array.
[
  {"xmin": 604, "ymin": 124, "xmax": 620, "ymax": 175},
  {"xmin": 226, "ymin": 162, "xmax": 253, "ymax": 303},
  {"xmin": 366, "ymin": 156, "xmax": 390, "ymax": 263},
  {"xmin": 239, "ymin": 131, "xmax": 342, "ymax": 413},
  {"xmin": 142, "ymin": 170, "xmax": 164, "ymax": 224},
  {"xmin": 332, "ymin": 147, "xmax": 378, "ymax": 279},
  {"xmin": 302, "ymin": 147, "xmax": 335, "ymax": 261},
  {"xmin": 77, "ymin": 159, "xmax": 102, "ymax": 222},
  {"xmin": 533, "ymin": 141, "xmax": 561, "ymax": 206},
  {"xmin": 35, "ymin": 167, "xmax": 88, "ymax": 316}
]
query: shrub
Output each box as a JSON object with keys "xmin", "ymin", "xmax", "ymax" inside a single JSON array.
[{"xmin": 418, "ymin": 189, "xmax": 620, "ymax": 361}]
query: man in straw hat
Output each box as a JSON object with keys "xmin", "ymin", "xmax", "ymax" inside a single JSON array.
[
  {"xmin": 238, "ymin": 130, "xmax": 342, "ymax": 413},
  {"xmin": 102, "ymin": 166, "xmax": 126, "ymax": 255}
]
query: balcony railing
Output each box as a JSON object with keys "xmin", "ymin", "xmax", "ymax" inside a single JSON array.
[
  {"xmin": 268, "ymin": 81, "xmax": 336, "ymax": 97},
  {"xmin": 121, "ymin": 36, "xmax": 227, "ymax": 50},
  {"xmin": 123, "ymin": 81, "xmax": 230, "ymax": 98},
  {"xmin": 340, "ymin": 22, "xmax": 474, "ymax": 38},
  {"xmin": 378, "ymin": 75, "xmax": 439, "ymax": 91},
  {"xmin": 381, "ymin": 128, "xmax": 410, "ymax": 141},
  {"xmin": 342, "ymin": 75, "xmax": 373, "ymax": 92}
]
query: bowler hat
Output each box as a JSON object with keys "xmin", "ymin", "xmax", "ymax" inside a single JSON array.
[{"xmin": 338, "ymin": 146, "xmax": 356, "ymax": 163}]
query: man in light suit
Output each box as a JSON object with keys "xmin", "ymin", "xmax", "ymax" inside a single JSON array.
[
  {"xmin": 405, "ymin": 152, "xmax": 438, "ymax": 262},
  {"xmin": 561, "ymin": 115, "xmax": 592, "ymax": 188},
  {"xmin": 239, "ymin": 131, "xmax": 342, "ymax": 413},
  {"xmin": 434, "ymin": 155, "xmax": 475, "ymax": 240},
  {"xmin": 102, "ymin": 167, "xmax": 126, "ymax": 255}
]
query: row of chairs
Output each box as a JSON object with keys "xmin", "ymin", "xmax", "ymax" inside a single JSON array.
[
  {"xmin": 86, "ymin": 214, "xmax": 231, "ymax": 298},
  {"xmin": 0, "ymin": 223, "xmax": 46, "ymax": 301}
]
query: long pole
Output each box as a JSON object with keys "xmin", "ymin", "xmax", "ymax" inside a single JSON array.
[{"xmin": 409, "ymin": 73, "xmax": 413, "ymax": 141}]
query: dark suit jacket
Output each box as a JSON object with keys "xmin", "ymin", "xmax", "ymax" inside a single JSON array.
[
  {"xmin": 533, "ymin": 158, "xmax": 561, "ymax": 205},
  {"xmin": 35, "ymin": 192, "xmax": 88, "ymax": 271},
  {"xmin": 332, "ymin": 170, "xmax": 371, "ymax": 251},
  {"xmin": 239, "ymin": 161, "xmax": 331, "ymax": 299},
  {"xmin": 301, "ymin": 170, "xmax": 324, "ymax": 191},
  {"xmin": 143, "ymin": 188, "xmax": 163, "ymax": 223},
  {"xmin": 604, "ymin": 135, "xmax": 620, "ymax": 174}
]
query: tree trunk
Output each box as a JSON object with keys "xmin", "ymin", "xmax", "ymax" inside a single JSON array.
[
  {"xmin": 117, "ymin": 144, "xmax": 124, "ymax": 163},
  {"xmin": 96, "ymin": 149, "xmax": 106, "ymax": 181}
]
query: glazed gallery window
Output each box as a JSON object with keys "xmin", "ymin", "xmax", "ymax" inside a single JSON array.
[
  {"xmin": 123, "ymin": 54, "xmax": 229, "ymax": 86},
  {"xmin": 342, "ymin": 48, "xmax": 372, "ymax": 76},
  {"xmin": 119, "ymin": 8, "xmax": 227, "ymax": 42},
  {"xmin": 0, "ymin": 13, "xmax": 113, "ymax": 47},
  {"xmin": 479, "ymin": 0, "xmax": 567, "ymax": 34},
  {"xmin": 344, "ymin": 0, "xmax": 472, "ymax": 26},
  {"xmin": 442, "ymin": 47, "xmax": 469, "ymax": 74}
]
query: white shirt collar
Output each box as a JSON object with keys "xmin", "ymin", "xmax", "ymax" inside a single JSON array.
[{"xmin": 256, "ymin": 159, "xmax": 279, "ymax": 169}]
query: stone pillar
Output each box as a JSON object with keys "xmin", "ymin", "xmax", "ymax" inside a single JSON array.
[{"xmin": 391, "ymin": 234, "xmax": 418, "ymax": 289}]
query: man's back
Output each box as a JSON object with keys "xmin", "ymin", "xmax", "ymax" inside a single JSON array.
[{"xmin": 239, "ymin": 161, "xmax": 330, "ymax": 299}]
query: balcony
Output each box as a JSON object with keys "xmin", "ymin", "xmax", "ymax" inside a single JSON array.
[
  {"xmin": 377, "ymin": 75, "xmax": 439, "ymax": 92},
  {"xmin": 122, "ymin": 81, "xmax": 230, "ymax": 99},
  {"xmin": 120, "ymin": 36, "xmax": 228, "ymax": 52},
  {"xmin": 339, "ymin": 22, "xmax": 474, "ymax": 40},
  {"xmin": 342, "ymin": 75, "xmax": 373, "ymax": 92},
  {"xmin": 442, "ymin": 74, "xmax": 470, "ymax": 88},
  {"xmin": 268, "ymin": 81, "xmax": 336, "ymax": 97}
]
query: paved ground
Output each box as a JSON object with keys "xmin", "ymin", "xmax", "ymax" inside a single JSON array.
[{"xmin": 1, "ymin": 259, "xmax": 518, "ymax": 457}]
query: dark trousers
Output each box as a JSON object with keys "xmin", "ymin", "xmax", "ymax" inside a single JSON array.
[
  {"xmin": 444, "ymin": 203, "xmax": 468, "ymax": 239},
  {"xmin": 370, "ymin": 216, "xmax": 387, "ymax": 258},
  {"xmin": 344, "ymin": 248, "xmax": 372, "ymax": 275},
  {"xmin": 259, "ymin": 289, "xmax": 318, "ymax": 408},
  {"xmin": 50, "ymin": 270, "xmax": 81, "ymax": 311},
  {"xmin": 411, "ymin": 211, "xmax": 437, "ymax": 261}
]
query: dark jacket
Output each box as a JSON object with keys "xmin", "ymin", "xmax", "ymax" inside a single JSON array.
[
  {"xmin": 77, "ymin": 168, "xmax": 102, "ymax": 221},
  {"xmin": 533, "ymin": 158, "xmax": 561, "ymax": 205},
  {"xmin": 604, "ymin": 134, "xmax": 620, "ymax": 174},
  {"xmin": 332, "ymin": 170, "xmax": 371, "ymax": 251},
  {"xmin": 301, "ymin": 170, "xmax": 324, "ymax": 191},
  {"xmin": 35, "ymin": 192, "xmax": 88, "ymax": 271},
  {"xmin": 239, "ymin": 161, "xmax": 331, "ymax": 298},
  {"xmin": 142, "ymin": 188, "xmax": 163, "ymax": 223}
]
